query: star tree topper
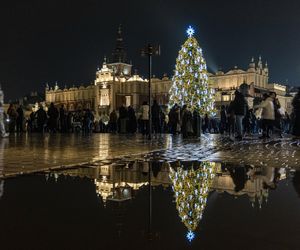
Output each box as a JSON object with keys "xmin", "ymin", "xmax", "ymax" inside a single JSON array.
[{"xmin": 186, "ymin": 26, "xmax": 195, "ymax": 37}]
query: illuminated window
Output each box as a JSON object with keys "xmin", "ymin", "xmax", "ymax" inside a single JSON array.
[
  {"xmin": 100, "ymin": 89, "xmax": 109, "ymax": 106},
  {"xmin": 125, "ymin": 96, "xmax": 131, "ymax": 107},
  {"xmin": 222, "ymin": 95, "xmax": 230, "ymax": 102}
]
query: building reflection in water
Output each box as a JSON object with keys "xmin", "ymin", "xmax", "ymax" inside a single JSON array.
[
  {"xmin": 214, "ymin": 163, "xmax": 286, "ymax": 208},
  {"xmin": 47, "ymin": 160, "xmax": 290, "ymax": 241}
]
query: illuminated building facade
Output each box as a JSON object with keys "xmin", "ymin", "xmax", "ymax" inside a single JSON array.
[
  {"xmin": 209, "ymin": 57, "xmax": 293, "ymax": 113},
  {"xmin": 45, "ymin": 27, "xmax": 291, "ymax": 115},
  {"xmin": 45, "ymin": 26, "xmax": 171, "ymax": 118}
]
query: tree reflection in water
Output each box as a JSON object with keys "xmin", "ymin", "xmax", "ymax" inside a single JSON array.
[{"xmin": 169, "ymin": 161, "xmax": 217, "ymax": 242}]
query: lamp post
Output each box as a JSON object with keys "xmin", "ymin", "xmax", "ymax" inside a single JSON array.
[{"xmin": 141, "ymin": 44, "xmax": 160, "ymax": 140}]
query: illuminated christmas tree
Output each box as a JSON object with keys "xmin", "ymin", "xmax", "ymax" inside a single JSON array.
[
  {"xmin": 169, "ymin": 161, "xmax": 216, "ymax": 242},
  {"xmin": 169, "ymin": 26, "xmax": 215, "ymax": 115}
]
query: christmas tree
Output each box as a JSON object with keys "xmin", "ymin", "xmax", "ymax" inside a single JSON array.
[
  {"xmin": 169, "ymin": 161, "xmax": 216, "ymax": 242},
  {"xmin": 169, "ymin": 26, "xmax": 215, "ymax": 115}
]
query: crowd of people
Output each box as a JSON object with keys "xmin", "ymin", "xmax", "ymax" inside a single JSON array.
[
  {"xmin": 1, "ymin": 88, "xmax": 300, "ymax": 139},
  {"xmin": 222, "ymin": 89, "xmax": 300, "ymax": 140}
]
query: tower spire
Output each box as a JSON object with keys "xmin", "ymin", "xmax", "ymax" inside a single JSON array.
[
  {"xmin": 258, "ymin": 55, "xmax": 263, "ymax": 69},
  {"xmin": 249, "ymin": 56, "xmax": 255, "ymax": 69},
  {"xmin": 112, "ymin": 24, "xmax": 127, "ymax": 63}
]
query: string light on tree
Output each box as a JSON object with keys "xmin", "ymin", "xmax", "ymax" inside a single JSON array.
[{"xmin": 169, "ymin": 26, "xmax": 215, "ymax": 115}]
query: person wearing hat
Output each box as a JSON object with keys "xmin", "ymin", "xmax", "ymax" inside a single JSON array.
[{"xmin": 0, "ymin": 86, "xmax": 9, "ymax": 138}]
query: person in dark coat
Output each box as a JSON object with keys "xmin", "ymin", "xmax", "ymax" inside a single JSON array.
[
  {"xmin": 202, "ymin": 114, "xmax": 210, "ymax": 133},
  {"xmin": 292, "ymin": 88, "xmax": 300, "ymax": 138},
  {"xmin": 7, "ymin": 104, "xmax": 18, "ymax": 133},
  {"xmin": 28, "ymin": 111, "xmax": 36, "ymax": 132},
  {"xmin": 168, "ymin": 105, "xmax": 176, "ymax": 134},
  {"xmin": 192, "ymin": 110, "xmax": 201, "ymax": 137},
  {"xmin": 118, "ymin": 104, "xmax": 128, "ymax": 133},
  {"xmin": 47, "ymin": 102, "xmax": 59, "ymax": 133},
  {"xmin": 16, "ymin": 105, "xmax": 24, "ymax": 133},
  {"xmin": 59, "ymin": 104, "xmax": 66, "ymax": 132},
  {"xmin": 270, "ymin": 91, "xmax": 283, "ymax": 138},
  {"xmin": 243, "ymin": 109, "xmax": 253, "ymax": 136},
  {"xmin": 36, "ymin": 105, "xmax": 47, "ymax": 132},
  {"xmin": 227, "ymin": 102, "xmax": 235, "ymax": 136},
  {"xmin": 219, "ymin": 105, "xmax": 227, "ymax": 134},
  {"xmin": 168, "ymin": 104, "xmax": 180, "ymax": 135},
  {"xmin": 181, "ymin": 105, "xmax": 193, "ymax": 138},
  {"xmin": 151, "ymin": 100, "xmax": 161, "ymax": 134},
  {"xmin": 66, "ymin": 112, "xmax": 73, "ymax": 132},
  {"xmin": 231, "ymin": 90, "xmax": 248, "ymax": 140},
  {"xmin": 127, "ymin": 106, "xmax": 137, "ymax": 133},
  {"xmin": 109, "ymin": 110, "xmax": 118, "ymax": 133},
  {"xmin": 83, "ymin": 109, "xmax": 94, "ymax": 133}
]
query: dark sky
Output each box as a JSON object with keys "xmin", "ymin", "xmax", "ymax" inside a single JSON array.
[{"xmin": 1, "ymin": 0, "xmax": 300, "ymax": 101}]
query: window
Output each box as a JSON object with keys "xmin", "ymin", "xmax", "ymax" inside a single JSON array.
[
  {"xmin": 222, "ymin": 95, "xmax": 230, "ymax": 102},
  {"xmin": 125, "ymin": 96, "xmax": 131, "ymax": 107}
]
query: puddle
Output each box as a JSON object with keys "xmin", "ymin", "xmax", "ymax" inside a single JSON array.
[{"xmin": 0, "ymin": 161, "xmax": 300, "ymax": 250}]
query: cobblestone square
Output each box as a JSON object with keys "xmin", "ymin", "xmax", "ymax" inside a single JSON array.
[{"xmin": 1, "ymin": 134, "xmax": 299, "ymax": 177}]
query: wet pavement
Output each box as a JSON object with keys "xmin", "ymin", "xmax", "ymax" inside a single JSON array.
[
  {"xmin": 0, "ymin": 133, "xmax": 300, "ymax": 177},
  {"xmin": 0, "ymin": 133, "xmax": 174, "ymax": 177},
  {"xmin": 1, "ymin": 134, "xmax": 300, "ymax": 249},
  {"xmin": 0, "ymin": 161, "xmax": 300, "ymax": 250}
]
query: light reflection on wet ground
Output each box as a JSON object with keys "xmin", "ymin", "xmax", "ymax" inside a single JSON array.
[
  {"xmin": 1, "ymin": 161, "xmax": 300, "ymax": 250},
  {"xmin": 1, "ymin": 134, "xmax": 300, "ymax": 178}
]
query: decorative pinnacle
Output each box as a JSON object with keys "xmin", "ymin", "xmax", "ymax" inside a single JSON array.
[{"xmin": 186, "ymin": 26, "xmax": 195, "ymax": 37}]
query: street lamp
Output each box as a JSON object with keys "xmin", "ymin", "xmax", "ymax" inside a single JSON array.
[{"xmin": 141, "ymin": 44, "xmax": 160, "ymax": 140}]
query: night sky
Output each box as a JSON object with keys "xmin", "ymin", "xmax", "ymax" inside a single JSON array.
[{"xmin": 1, "ymin": 0, "xmax": 300, "ymax": 101}]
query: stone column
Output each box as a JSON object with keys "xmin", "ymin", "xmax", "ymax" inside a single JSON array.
[{"xmin": 109, "ymin": 83, "xmax": 115, "ymax": 112}]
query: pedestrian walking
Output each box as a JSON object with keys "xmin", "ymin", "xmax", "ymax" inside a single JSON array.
[
  {"xmin": 7, "ymin": 104, "xmax": 18, "ymax": 133},
  {"xmin": 219, "ymin": 105, "xmax": 227, "ymax": 134},
  {"xmin": 202, "ymin": 114, "xmax": 210, "ymax": 133},
  {"xmin": 231, "ymin": 90, "xmax": 248, "ymax": 140},
  {"xmin": 47, "ymin": 102, "xmax": 59, "ymax": 133},
  {"xmin": 227, "ymin": 102, "xmax": 235, "ymax": 136},
  {"xmin": 36, "ymin": 105, "xmax": 47, "ymax": 132},
  {"xmin": 83, "ymin": 109, "xmax": 94, "ymax": 133},
  {"xmin": 168, "ymin": 104, "xmax": 178, "ymax": 134},
  {"xmin": 109, "ymin": 110, "xmax": 118, "ymax": 133},
  {"xmin": 181, "ymin": 105, "xmax": 193, "ymax": 138},
  {"xmin": 0, "ymin": 87, "xmax": 9, "ymax": 138},
  {"xmin": 270, "ymin": 92, "xmax": 283, "ymax": 138},
  {"xmin": 140, "ymin": 101, "xmax": 149, "ymax": 136},
  {"xmin": 59, "ymin": 104, "xmax": 66, "ymax": 132},
  {"xmin": 127, "ymin": 106, "xmax": 137, "ymax": 133},
  {"xmin": 292, "ymin": 88, "xmax": 300, "ymax": 138},
  {"xmin": 151, "ymin": 100, "xmax": 161, "ymax": 134},
  {"xmin": 254, "ymin": 93, "xmax": 275, "ymax": 139},
  {"xmin": 28, "ymin": 111, "xmax": 36, "ymax": 132},
  {"xmin": 118, "ymin": 104, "xmax": 128, "ymax": 133},
  {"xmin": 16, "ymin": 105, "xmax": 24, "ymax": 133}
]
